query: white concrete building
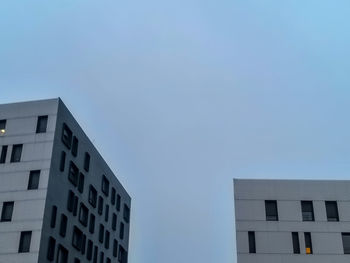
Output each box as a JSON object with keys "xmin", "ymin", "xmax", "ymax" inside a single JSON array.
[
  {"xmin": 0, "ymin": 98, "xmax": 131, "ymax": 263},
  {"xmin": 234, "ymin": 179, "xmax": 350, "ymax": 263}
]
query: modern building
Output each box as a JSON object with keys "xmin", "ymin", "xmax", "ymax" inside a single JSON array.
[
  {"xmin": 234, "ymin": 179, "xmax": 350, "ymax": 263},
  {"xmin": 0, "ymin": 98, "xmax": 131, "ymax": 263}
]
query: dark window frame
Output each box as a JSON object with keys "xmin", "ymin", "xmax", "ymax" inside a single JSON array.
[
  {"xmin": 265, "ymin": 200, "xmax": 278, "ymax": 221},
  {"xmin": 28, "ymin": 170, "xmax": 40, "ymax": 190},
  {"xmin": 325, "ymin": 201, "xmax": 339, "ymax": 221},
  {"xmin": 10, "ymin": 144, "xmax": 23, "ymax": 163},
  {"xmin": 1, "ymin": 201, "xmax": 14, "ymax": 222},
  {"xmin": 36, "ymin": 115, "xmax": 48, "ymax": 133},
  {"xmin": 18, "ymin": 231, "xmax": 32, "ymax": 253}
]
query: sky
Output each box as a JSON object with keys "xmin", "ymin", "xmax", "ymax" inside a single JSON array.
[{"xmin": 1, "ymin": 1, "xmax": 350, "ymax": 262}]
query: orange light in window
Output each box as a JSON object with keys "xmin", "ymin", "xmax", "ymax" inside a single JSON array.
[{"xmin": 306, "ymin": 247, "xmax": 311, "ymax": 254}]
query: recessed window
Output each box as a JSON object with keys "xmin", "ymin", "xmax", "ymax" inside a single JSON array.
[
  {"xmin": 119, "ymin": 222, "xmax": 125, "ymax": 240},
  {"xmin": 36, "ymin": 115, "xmax": 48, "ymax": 133},
  {"xmin": 106, "ymin": 257, "xmax": 111, "ymax": 263},
  {"xmin": 81, "ymin": 234, "xmax": 86, "ymax": 255},
  {"xmin": 50, "ymin": 205, "xmax": 57, "ymax": 228},
  {"xmin": 72, "ymin": 226, "xmax": 83, "ymax": 251},
  {"xmin": 292, "ymin": 232, "xmax": 300, "ymax": 254},
  {"xmin": 105, "ymin": 205, "xmax": 109, "ymax": 222},
  {"xmin": 118, "ymin": 245, "xmax": 128, "ymax": 263},
  {"xmin": 79, "ymin": 203, "xmax": 89, "ymax": 227},
  {"xmin": 93, "ymin": 246, "xmax": 98, "ymax": 263},
  {"xmin": 78, "ymin": 173, "xmax": 85, "ymax": 193},
  {"xmin": 248, "ymin": 231, "xmax": 256, "ymax": 254},
  {"xmin": 342, "ymin": 233, "xmax": 350, "ymax": 254},
  {"xmin": 57, "ymin": 245, "xmax": 68, "ymax": 263},
  {"xmin": 99, "ymin": 224, "xmax": 104, "ymax": 243},
  {"xmin": 304, "ymin": 232, "xmax": 312, "ymax": 254},
  {"xmin": 116, "ymin": 194, "xmax": 121, "ymax": 211},
  {"xmin": 102, "ymin": 175, "xmax": 110, "ymax": 196},
  {"xmin": 73, "ymin": 195, "xmax": 79, "ymax": 216},
  {"xmin": 60, "ymin": 151, "xmax": 66, "ymax": 172},
  {"xmin": 89, "ymin": 214, "xmax": 95, "ymax": 234},
  {"xmin": 60, "ymin": 214, "xmax": 68, "ymax": 237},
  {"xmin": 89, "ymin": 185, "xmax": 97, "ymax": 208},
  {"xmin": 112, "ymin": 213, "xmax": 117, "ymax": 231},
  {"xmin": 68, "ymin": 161, "xmax": 79, "ymax": 186},
  {"xmin": 87, "ymin": 240, "xmax": 93, "ymax": 260},
  {"xmin": 123, "ymin": 204, "xmax": 130, "ymax": 223},
  {"xmin": 0, "ymin": 145, "xmax": 8, "ymax": 163},
  {"xmin": 74, "ymin": 258, "xmax": 81, "ymax": 263},
  {"xmin": 98, "ymin": 196, "xmax": 104, "ymax": 215},
  {"xmin": 301, "ymin": 201, "xmax": 314, "ymax": 221},
  {"xmin": 62, "ymin": 123, "xmax": 73, "ymax": 149},
  {"xmin": 18, "ymin": 231, "xmax": 32, "ymax": 253},
  {"xmin": 105, "ymin": 230, "xmax": 110, "ymax": 249},
  {"xmin": 28, "ymin": 170, "xmax": 40, "ymax": 190},
  {"xmin": 100, "ymin": 251, "xmax": 104, "ymax": 263},
  {"xmin": 113, "ymin": 240, "xmax": 118, "ymax": 257},
  {"xmin": 1, "ymin": 201, "xmax": 14, "ymax": 222},
  {"xmin": 326, "ymin": 201, "xmax": 339, "ymax": 221},
  {"xmin": 0, "ymin": 119, "xmax": 6, "ymax": 135},
  {"xmin": 47, "ymin": 236, "xmax": 56, "ymax": 261},
  {"xmin": 72, "ymin": 136, "xmax": 79, "ymax": 157},
  {"xmin": 84, "ymin": 152, "xmax": 90, "ymax": 172},
  {"xmin": 67, "ymin": 190, "xmax": 75, "ymax": 212},
  {"xmin": 10, "ymin": 144, "xmax": 23, "ymax": 163},
  {"xmin": 111, "ymin": 188, "xmax": 116, "ymax": 205},
  {"xmin": 265, "ymin": 200, "xmax": 278, "ymax": 221}
]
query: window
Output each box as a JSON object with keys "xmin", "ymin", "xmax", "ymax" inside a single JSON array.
[
  {"xmin": 87, "ymin": 240, "xmax": 93, "ymax": 260},
  {"xmin": 119, "ymin": 222, "xmax": 124, "ymax": 240},
  {"xmin": 60, "ymin": 214, "xmax": 68, "ymax": 237},
  {"xmin": 28, "ymin": 170, "xmax": 40, "ymax": 190},
  {"xmin": 301, "ymin": 201, "xmax": 314, "ymax": 221},
  {"xmin": 100, "ymin": 251, "xmax": 104, "ymax": 263},
  {"xmin": 81, "ymin": 235, "xmax": 86, "ymax": 255},
  {"xmin": 326, "ymin": 201, "xmax": 339, "ymax": 221},
  {"xmin": 111, "ymin": 188, "xmax": 116, "ymax": 205},
  {"xmin": 60, "ymin": 151, "xmax": 66, "ymax": 172},
  {"xmin": 112, "ymin": 213, "xmax": 117, "ymax": 231},
  {"xmin": 342, "ymin": 233, "xmax": 350, "ymax": 254},
  {"xmin": 304, "ymin": 232, "xmax": 312, "ymax": 254},
  {"xmin": 102, "ymin": 175, "xmax": 110, "ymax": 196},
  {"xmin": 57, "ymin": 245, "xmax": 68, "ymax": 263},
  {"xmin": 292, "ymin": 232, "xmax": 300, "ymax": 254},
  {"xmin": 62, "ymin": 123, "xmax": 73, "ymax": 149},
  {"xmin": 113, "ymin": 240, "xmax": 118, "ymax": 257},
  {"xmin": 47, "ymin": 236, "xmax": 56, "ymax": 261},
  {"xmin": 248, "ymin": 231, "xmax": 256, "ymax": 253},
  {"xmin": 105, "ymin": 230, "xmax": 110, "ymax": 249},
  {"xmin": 73, "ymin": 195, "xmax": 79, "ymax": 216},
  {"xmin": 84, "ymin": 152, "xmax": 90, "ymax": 172},
  {"xmin": 78, "ymin": 173, "xmax": 85, "ymax": 193},
  {"xmin": 1, "ymin": 201, "xmax": 14, "ymax": 222},
  {"xmin": 0, "ymin": 145, "xmax": 7, "ymax": 163},
  {"xmin": 72, "ymin": 226, "xmax": 83, "ymax": 251},
  {"xmin": 123, "ymin": 204, "xmax": 130, "ymax": 223},
  {"xmin": 36, "ymin": 115, "xmax": 48, "ymax": 133},
  {"xmin": 68, "ymin": 161, "xmax": 79, "ymax": 186},
  {"xmin": 50, "ymin": 205, "xmax": 57, "ymax": 228},
  {"xmin": 89, "ymin": 185, "xmax": 97, "ymax": 208},
  {"xmin": 93, "ymin": 246, "xmax": 98, "ymax": 263},
  {"xmin": 67, "ymin": 190, "xmax": 75, "ymax": 212},
  {"xmin": 10, "ymin": 144, "xmax": 23, "ymax": 162},
  {"xmin": 18, "ymin": 231, "xmax": 32, "ymax": 253},
  {"xmin": 79, "ymin": 203, "xmax": 89, "ymax": 227},
  {"xmin": 89, "ymin": 214, "xmax": 95, "ymax": 234},
  {"xmin": 0, "ymin": 119, "xmax": 6, "ymax": 135},
  {"xmin": 74, "ymin": 258, "xmax": 81, "ymax": 263},
  {"xmin": 105, "ymin": 205, "xmax": 109, "ymax": 222},
  {"xmin": 99, "ymin": 224, "xmax": 104, "ymax": 243},
  {"xmin": 265, "ymin": 200, "xmax": 278, "ymax": 221},
  {"xmin": 72, "ymin": 136, "xmax": 79, "ymax": 157},
  {"xmin": 118, "ymin": 245, "xmax": 128, "ymax": 263},
  {"xmin": 116, "ymin": 194, "xmax": 121, "ymax": 211},
  {"xmin": 106, "ymin": 258, "xmax": 111, "ymax": 263},
  {"xmin": 98, "ymin": 196, "xmax": 104, "ymax": 215}
]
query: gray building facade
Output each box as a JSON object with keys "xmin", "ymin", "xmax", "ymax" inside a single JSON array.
[
  {"xmin": 234, "ymin": 179, "xmax": 350, "ymax": 263},
  {"xmin": 0, "ymin": 98, "xmax": 131, "ymax": 263}
]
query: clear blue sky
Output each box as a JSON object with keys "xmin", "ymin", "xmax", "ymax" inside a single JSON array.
[{"xmin": 1, "ymin": 1, "xmax": 350, "ymax": 262}]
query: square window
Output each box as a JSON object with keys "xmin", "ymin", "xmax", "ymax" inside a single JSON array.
[
  {"xmin": 265, "ymin": 200, "xmax": 278, "ymax": 221},
  {"xmin": 102, "ymin": 175, "xmax": 110, "ymax": 196},
  {"xmin": 28, "ymin": 170, "xmax": 40, "ymax": 190},
  {"xmin": 72, "ymin": 136, "xmax": 79, "ymax": 157},
  {"xmin": 0, "ymin": 119, "xmax": 6, "ymax": 135},
  {"xmin": 84, "ymin": 152, "xmax": 90, "ymax": 172},
  {"xmin": 89, "ymin": 185, "xmax": 97, "ymax": 208},
  {"xmin": 1, "ymin": 201, "xmax": 14, "ymax": 222},
  {"xmin": 62, "ymin": 123, "xmax": 73, "ymax": 149},
  {"xmin": 0, "ymin": 145, "xmax": 8, "ymax": 163},
  {"xmin": 10, "ymin": 144, "xmax": 23, "ymax": 163},
  {"xmin": 18, "ymin": 231, "xmax": 32, "ymax": 253},
  {"xmin": 36, "ymin": 115, "xmax": 48, "ymax": 133}
]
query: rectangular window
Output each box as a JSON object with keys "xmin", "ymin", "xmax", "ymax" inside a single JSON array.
[
  {"xmin": 113, "ymin": 240, "xmax": 118, "ymax": 257},
  {"xmin": 98, "ymin": 196, "xmax": 104, "ymax": 215},
  {"xmin": 60, "ymin": 151, "xmax": 66, "ymax": 172},
  {"xmin": 123, "ymin": 204, "xmax": 130, "ymax": 223},
  {"xmin": 102, "ymin": 175, "xmax": 110, "ymax": 196},
  {"xmin": 116, "ymin": 194, "xmax": 121, "ymax": 211},
  {"xmin": 301, "ymin": 201, "xmax": 314, "ymax": 221},
  {"xmin": 60, "ymin": 214, "xmax": 68, "ymax": 237},
  {"xmin": 47, "ymin": 236, "xmax": 56, "ymax": 261},
  {"xmin": 342, "ymin": 233, "xmax": 350, "ymax": 254},
  {"xmin": 73, "ymin": 195, "xmax": 79, "ymax": 216},
  {"xmin": 72, "ymin": 136, "xmax": 79, "ymax": 157},
  {"xmin": 112, "ymin": 213, "xmax": 117, "ymax": 231},
  {"xmin": 87, "ymin": 240, "xmax": 93, "ymax": 260},
  {"xmin": 105, "ymin": 205, "xmax": 109, "ymax": 222},
  {"xmin": 119, "ymin": 222, "xmax": 125, "ymax": 240},
  {"xmin": 118, "ymin": 245, "xmax": 128, "ymax": 263},
  {"xmin": 57, "ymin": 245, "xmax": 68, "ymax": 263},
  {"xmin": 326, "ymin": 201, "xmax": 339, "ymax": 221},
  {"xmin": 93, "ymin": 246, "xmax": 98, "ymax": 263},
  {"xmin": 265, "ymin": 200, "xmax": 278, "ymax": 221},
  {"xmin": 28, "ymin": 170, "xmax": 40, "ymax": 190},
  {"xmin": 68, "ymin": 161, "xmax": 79, "ymax": 186},
  {"xmin": 106, "ymin": 258, "xmax": 111, "ymax": 263},
  {"xmin": 18, "ymin": 231, "xmax": 32, "ymax": 253},
  {"xmin": 0, "ymin": 119, "xmax": 6, "ymax": 135},
  {"xmin": 105, "ymin": 230, "xmax": 110, "ymax": 249},
  {"xmin": 111, "ymin": 188, "xmax": 116, "ymax": 205},
  {"xmin": 100, "ymin": 251, "xmax": 104, "ymax": 263},
  {"xmin": 1, "ymin": 201, "xmax": 14, "ymax": 222},
  {"xmin": 89, "ymin": 185, "xmax": 97, "ymax": 208},
  {"xmin": 50, "ymin": 205, "xmax": 57, "ymax": 228},
  {"xmin": 99, "ymin": 224, "xmax": 104, "ymax": 243},
  {"xmin": 67, "ymin": 190, "xmax": 75, "ymax": 212},
  {"xmin": 72, "ymin": 226, "xmax": 83, "ymax": 251},
  {"xmin": 84, "ymin": 152, "xmax": 90, "ymax": 172},
  {"xmin": 36, "ymin": 115, "xmax": 48, "ymax": 133},
  {"xmin": 248, "ymin": 231, "xmax": 256, "ymax": 254},
  {"xmin": 0, "ymin": 145, "xmax": 7, "ymax": 163},
  {"xmin": 89, "ymin": 214, "xmax": 95, "ymax": 234},
  {"xmin": 292, "ymin": 232, "xmax": 300, "ymax": 254},
  {"xmin": 79, "ymin": 203, "xmax": 89, "ymax": 227},
  {"xmin": 62, "ymin": 123, "xmax": 73, "ymax": 149},
  {"xmin": 78, "ymin": 173, "xmax": 85, "ymax": 193},
  {"xmin": 74, "ymin": 258, "xmax": 81, "ymax": 263},
  {"xmin": 81, "ymin": 234, "xmax": 86, "ymax": 255},
  {"xmin": 304, "ymin": 232, "xmax": 312, "ymax": 254},
  {"xmin": 11, "ymin": 144, "xmax": 23, "ymax": 162}
]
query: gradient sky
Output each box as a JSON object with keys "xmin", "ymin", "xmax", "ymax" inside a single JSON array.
[{"xmin": 1, "ymin": 1, "xmax": 350, "ymax": 262}]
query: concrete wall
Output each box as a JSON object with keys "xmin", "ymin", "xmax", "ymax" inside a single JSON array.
[{"xmin": 234, "ymin": 179, "xmax": 350, "ymax": 263}]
